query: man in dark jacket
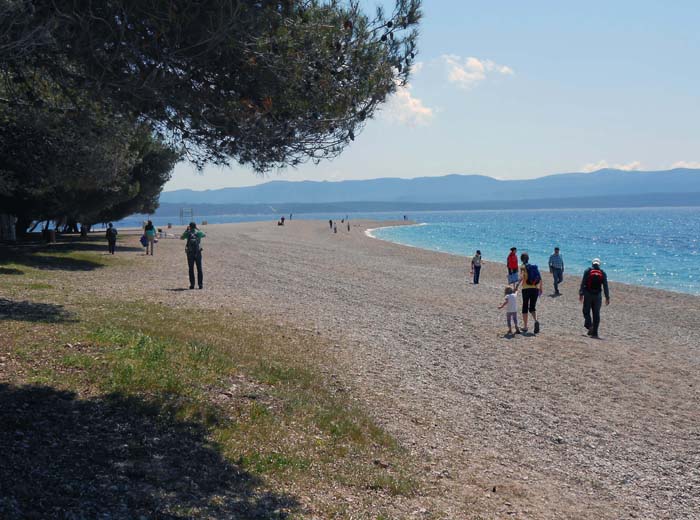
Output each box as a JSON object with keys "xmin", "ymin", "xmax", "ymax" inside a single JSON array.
[
  {"xmin": 105, "ymin": 223, "xmax": 118, "ymax": 255},
  {"xmin": 579, "ymin": 258, "xmax": 610, "ymax": 338},
  {"xmin": 180, "ymin": 222, "xmax": 206, "ymax": 289}
]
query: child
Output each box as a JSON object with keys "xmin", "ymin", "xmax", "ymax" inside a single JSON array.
[{"xmin": 498, "ymin": 286, "xmax": 521, "ymax": 335}]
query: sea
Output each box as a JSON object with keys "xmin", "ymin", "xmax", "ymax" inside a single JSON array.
[{"xmin": 117, "ymin": 207, "xmax": 700, "ymax": 295}]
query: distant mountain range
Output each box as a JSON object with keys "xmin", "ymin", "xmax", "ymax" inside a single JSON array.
[{"xmin": 160, "ymin": 168, "xmax": 700, "ymax": 206}]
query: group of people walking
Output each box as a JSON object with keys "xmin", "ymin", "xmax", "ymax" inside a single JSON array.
[
  {"xmin": 472, "ymin": 246, "xmax": 611, "ymax": 338},
  {"xmin": 105, "ymin": 220, "xmax": 207, "ymax": 290}
]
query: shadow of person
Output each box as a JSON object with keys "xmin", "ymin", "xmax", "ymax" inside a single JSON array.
[
  {"xmin": 0, "ymin": 384, "xmax": 301, "ymax": 519},
  {"xmin": 0, "ymin": 298, "xmax": 76, "ymax": 323}
]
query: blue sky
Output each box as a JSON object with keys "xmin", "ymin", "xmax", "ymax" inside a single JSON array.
[{"xmin": 165, "ymin": 0, "xmax": 700, "ymax": 191}]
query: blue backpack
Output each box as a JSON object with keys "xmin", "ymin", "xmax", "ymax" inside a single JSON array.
[{"xmin": 525, "ymin": 264, "xmax": 541, "ymax": 285}]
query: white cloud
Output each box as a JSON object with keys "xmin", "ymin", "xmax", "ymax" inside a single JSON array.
[
  {"xmin": 381, "ymin": 84, "xmax": 434, "ymax": 127},
  {"xmin": 441, "ymin": 55, "xmax": 514, "ymax": 89},
  {"xmin": 581, "ymin": 160, "xmax": 642, "ymax": 173},
  {"xmin": 410, "ymin": 61, "xmax": 424, "ymax": 75},
  {"xmin": 671, "ymin": 160, "xmax": 700, "ymax": 169}
]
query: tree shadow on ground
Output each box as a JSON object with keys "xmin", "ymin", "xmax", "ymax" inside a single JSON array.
[
  {"xmin": 0, "ymin": 267, "xmax": 23, "ymax": 275},
  {"xmin": 0, "ymin": 384, "xmax": 301, "ymax": 519},
  {"xmin": 0, "ymin": 251, "xmax": 104, "ymax": 271},
  {"xmin": 0, "ymin": 235, "xmax": 141, "ymax": 272},
  {"xmin": 0, "ymin": 298, "xmax": 76, "ymax": 323},
  {"xmin": 51, "ymin": 241, "xmax": 144, "ymax": 254}
]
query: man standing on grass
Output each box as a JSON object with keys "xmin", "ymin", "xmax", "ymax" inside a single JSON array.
[
  {"xmin": 181, "ymin": 222, "xmax": 206, "ymax": 290},
  {"xmin": 105, "ymin": 223, "xmax": 118, "ymax": 255},
  {"xmin": 579, "ymin": 258, "xmax": 610, "ymax": 339},
  {"xmin": 548, "ymin": 247, "xmax": 564, "ymax": 295}
]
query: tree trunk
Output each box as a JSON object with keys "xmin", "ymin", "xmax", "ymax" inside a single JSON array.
[{"xmin": 15, "ymin": 217, "xmax": 30, "ymax": 239}]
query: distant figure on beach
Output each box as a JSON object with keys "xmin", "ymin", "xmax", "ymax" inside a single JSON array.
[
  {"xmin": 518, "ymin": 252, "xmax": 543, "ymax": 334},
  {"xmin": 498, "ymin": 286, "xmax": 521, "ymax": 335},
  {"xmin": 181, "ymin": 222, "xmax": 206, "ymax": 290},
  {"xmin": 144, "ymin": 220, "xmax": 157, "ymax": 255},
  {"xmin": 579, "ymin": 258, "xmax": 610, "ymax": 339},
  {"xmin": 548, "ymin": 247, "xmax": 564, "ymax": 295},
  {"xmin": 507, "ymin": 247, "xmax": 519, "ymax": 287},
  {"xmin": 470, "ymin": 250, "xmax": 482, "ymax": 284},
  {"xmin": 289, "ymin": 213, "xmax": 293, "ymax": 221},
  {"xmin": 329, "ymin": 219, "xmax": 333, "ymax": 230},
  {"xmin": 333, "ymin": 222, "xmax": 337, "ymax": 233},
  {"xmin": 347, "ymin": 221, "xmax": 350, "ymax": 232},
  {"xmin": 105, "ymin": 223, "xmax": 117, "ymax": 255},
  {"xmin": 403, "ymin": 215, "xmax": 407, "ymax": 221},
  {"xmin": 280, "ymin": 216, "xmax": 285, "ymax": 225}
]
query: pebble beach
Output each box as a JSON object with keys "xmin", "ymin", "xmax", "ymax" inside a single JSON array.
[{"xmin": 80, "ymin": 220, "xmax": 700, "ymax": 518}]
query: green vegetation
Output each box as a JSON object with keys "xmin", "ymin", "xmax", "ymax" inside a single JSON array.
[
  {"xmin": 1, "ymin": 0, "xmax": 422, "ymax": 237},
  {"xmin": 0, "ymin": 242, "xmax": 419, "ymax": 517}
]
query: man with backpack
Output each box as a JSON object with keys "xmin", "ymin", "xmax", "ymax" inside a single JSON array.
[
  {"xmin": 579, "ymin": 258, "xmax": 610, "ymax": 339},
  {"xmin": 180, "ymin": 222, "xmax": 206, "ymax": 289},
  {"xmin": 518, "ymin": 252, "xmax": 543, "ymax": 334}
]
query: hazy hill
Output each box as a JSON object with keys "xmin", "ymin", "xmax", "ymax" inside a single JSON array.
[{"xmin": 160, "ymin": 168, "xmax": 700, "ymax": 205}]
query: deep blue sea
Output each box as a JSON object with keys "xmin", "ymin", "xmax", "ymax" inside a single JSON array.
[
  {"xmin": 370, "ymin": 208, "xmax": 700, "ymax": 295},
  {"xmin": 115, "ymin": 207, "xmax": 700, "ymax": 295}
]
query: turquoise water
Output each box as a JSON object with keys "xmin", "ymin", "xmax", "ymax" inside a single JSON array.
[
  {"xmin": 370, "ymin": 208, "xmax": 700, "ymax": 295},
  {"xmin": 114, "ymin": 207, "xmax": 700, "ymax": 295}
]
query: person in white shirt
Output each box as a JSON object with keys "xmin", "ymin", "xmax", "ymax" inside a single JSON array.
[{"xmin": 498, "ymin": 286, "xmax": 521, "ymax": 335}]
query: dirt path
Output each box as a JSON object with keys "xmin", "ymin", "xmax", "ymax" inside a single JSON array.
[{"xmin": 63, "ymin": 221, "xmax": 700, "ymax": 518}]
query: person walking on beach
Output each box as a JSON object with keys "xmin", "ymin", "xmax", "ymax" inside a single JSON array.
[
  {"xmin": 144, "ymin": 220, "xmax": 157, "ymax": 255},
  {"xmin": 518, "ymin": 252, "xmax": 543, "ymax": 334},
  {"xmin": 498, "ymin": 286, "xmax": 521, "ymax": 335},
  {"xmin": 329, "ymin": 219, "xmax": 333, "ymax": 230},
  {"xmin": 105, "ymin": 223, "xmax": 118, "ymax": 255},
  {"xmin": 181, "ymin": 222, "xmax": 206, "ymax": 290},
  {"xmin": 507, "ymin": 247, "xmax": 519, "ymax": 287},
  {"xmin": 470, "ymin": 250, "xmax": 482, "ymax": 284},
  {"xmin": 579, "ymin": 258, "xmax": 610, "ymax": 339},
  {"xmin": 548, "ymin": 247, "xmax": 564, "ymax": 295}
]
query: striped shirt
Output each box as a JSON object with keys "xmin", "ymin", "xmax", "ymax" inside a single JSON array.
[{"xmin": 548, "ymin": 253, "xmax": 564, "ymax": 270}]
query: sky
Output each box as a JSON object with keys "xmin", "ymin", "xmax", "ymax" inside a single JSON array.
[{"xmin": 164, "ymin": 0, "xmax": 700, "ymax": 191}]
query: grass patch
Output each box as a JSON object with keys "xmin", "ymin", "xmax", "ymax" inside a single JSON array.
[
  {"xmin": 24, "ymin": 282, "xmax": 53, "ymax": 290},
  {"xmin": 0, "ymin": 239, "xmax": 421, "ymax": 517}
]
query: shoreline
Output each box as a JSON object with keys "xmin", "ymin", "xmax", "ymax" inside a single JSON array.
[
  {"xmin": 365, "ymin": 220, "xmax": 700, "ymax": 298},
  {"xmin": 156, "ymin": 220, "xmax": 700, "ymax": 518},
  {"xmin": 25, "ymin": 219, "xmax": 699, "ymax": 518}
]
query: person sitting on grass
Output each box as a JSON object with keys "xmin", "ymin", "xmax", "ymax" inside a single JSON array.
[{"xmin": 498, "ymin": 286, "xmax": 521, "ymax": 335}]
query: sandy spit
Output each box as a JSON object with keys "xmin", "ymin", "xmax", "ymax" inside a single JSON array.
[{"xmin": 84, "ymin": 220, "xmax": 700, "ymax": 518}]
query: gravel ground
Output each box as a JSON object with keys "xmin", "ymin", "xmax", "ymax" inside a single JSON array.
[{"xmin": 70, "ymin": 220, "xmax": 700, "ymax": 518}]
